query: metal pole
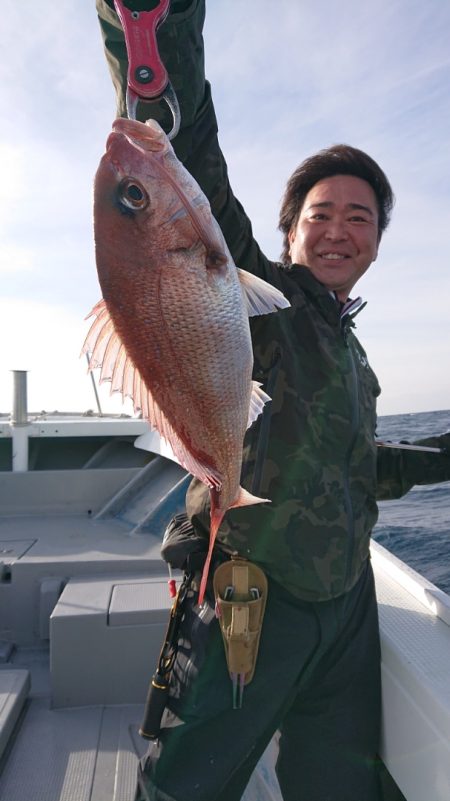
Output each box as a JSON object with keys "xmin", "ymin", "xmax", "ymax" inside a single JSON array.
[
  {"xmin": 376, "ymin": 441, "xmax": 444, "ymax": 454},
  {"xmin": 11, "ymin": 370, "xmax": 28, "ymax": 425},
  {"xmin": 11, "ymin": 370, "xmax": 29, "ymax": 471},
  {"xmin": 85, "ymin": 354, "xmax": 103, "ymax": 415}
]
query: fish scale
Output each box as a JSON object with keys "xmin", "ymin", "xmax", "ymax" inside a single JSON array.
[{"xmin": 84, "ymin": 117, "xmax": 290, "ymax": 604}]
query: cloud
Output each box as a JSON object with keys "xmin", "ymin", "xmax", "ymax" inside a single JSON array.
[
  {"xmin": 1, "ymin": 0, "xmax": 449, "ymax": 417},
  {"xmin": 206, "ymin": 0, "xmax": 450, "ymax": 159},
  {"xmin": 0, "ymin": 298, "xmax": 134, "ymax": 415}
]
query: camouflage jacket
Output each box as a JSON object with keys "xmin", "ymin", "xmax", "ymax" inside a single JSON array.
[
  {"xmin": 186, "ymin": 264, "xmax": 383, "ymax": 600},
  {"xmin": 97, "ymin": 0, "xmax": 450, "ymax": 600}
]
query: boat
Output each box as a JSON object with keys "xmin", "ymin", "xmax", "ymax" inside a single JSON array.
[{"xmin": 0, "ymin": 371, "xmax": 449, "ymax": 800}]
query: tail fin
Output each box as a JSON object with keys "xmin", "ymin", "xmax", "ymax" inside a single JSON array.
[
  {"xmin": 198, "ymin": 508, "xmax": 224, "ymax": 606},
  {"xmin": 197, "ymin": 487, "xmax": 269, "ymax": 606},
  {"xmin": 229, "ymin": 486, "xmax": 270, "ymax": 510}
]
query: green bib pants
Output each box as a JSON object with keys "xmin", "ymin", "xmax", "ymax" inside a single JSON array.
[{"xmin": 135, "ymin": 560, "xmax": 380, "ymax": 801}]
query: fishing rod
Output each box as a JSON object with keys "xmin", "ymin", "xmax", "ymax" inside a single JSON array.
[{"xmin": 376, "ymin": 441, "xmax": 446, "ymax": 454}]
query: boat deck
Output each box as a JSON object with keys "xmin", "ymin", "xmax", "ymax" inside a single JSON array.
[{"xmin": 0, "ymin": 442, "xmax": 449, "ymax": 800}]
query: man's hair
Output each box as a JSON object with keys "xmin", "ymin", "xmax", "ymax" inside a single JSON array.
[{"xmin": 278, "ymin": 144, "xmax": 395, "ymax": 264}]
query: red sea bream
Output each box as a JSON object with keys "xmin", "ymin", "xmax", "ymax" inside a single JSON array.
[{"xmin": 83, "ymin": 118, "xmax": 289, "ymax": 603}]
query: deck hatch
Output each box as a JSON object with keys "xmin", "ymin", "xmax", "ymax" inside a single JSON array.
[
  {"xmin": 0, "ymin": 539, "xmax": 36, "ymax": 564},
  {"xmin": 108, "ymin": 581, "xmax": 172, "ymax": 627}
]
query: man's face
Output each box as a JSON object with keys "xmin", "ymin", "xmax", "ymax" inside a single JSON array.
[{"xmin": 288, "ymin": 174, "xmax": 380, "ymax": 301}]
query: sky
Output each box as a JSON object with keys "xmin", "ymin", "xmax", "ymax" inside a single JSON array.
[{"xmin": 1, "ymin": 0, "xmax": 449, "ymax": 419}]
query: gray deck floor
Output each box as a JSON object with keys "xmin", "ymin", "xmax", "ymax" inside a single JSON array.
[
  {"xmin": 0, "ymin": 697, "xmax": 145, "ymax": 801},
  {"xmin": 0, "ymin": 647, "xmax": 282, "ymax": 801},
  {"xmin": 0, "ymin": 460, "xmax": 417, "ymax": 801},
  {"xmin": 0, "ymin": 507, "xmax": 283, "ymax": 801},
  {"xmin": 0, "ymin": 645, "xmax": 144, "ymax": 801}
]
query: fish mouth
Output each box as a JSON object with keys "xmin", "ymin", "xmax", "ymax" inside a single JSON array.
[
  {"xmin": 104, "ymin": 130, "xmax": 152, "ymax": 175},
  {"xmin": 110, "ymin": 118, "xmax": 167, "ymax": 153},
  {"xmin": 105, "ymin": 130, "xmax": 123, "ymax": 151},
  {"xmin": 105, "ymin": 129, "xmax": 149, "ymax": 158},
  {"xmin": 105, "ymin": 120, "xmax": 228, "ymax": 263}
]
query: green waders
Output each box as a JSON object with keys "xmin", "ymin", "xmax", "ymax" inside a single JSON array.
[{"xmin": 134, "ymin": 559, "xmax": 381, "ymax": 801}]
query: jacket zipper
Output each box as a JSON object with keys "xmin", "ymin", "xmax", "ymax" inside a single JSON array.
[
  {"xmin": 342, "ymin": 326, "xmax": 360, "ymax": 589},
  {"xmin": 251, "ymin": 346, "xmax": 282, "ymax": 495}
]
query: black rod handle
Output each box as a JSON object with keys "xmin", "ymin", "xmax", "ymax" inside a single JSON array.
[{"xmin": 139, "ymin": 674, "xmax": 170, "ymax": 740}]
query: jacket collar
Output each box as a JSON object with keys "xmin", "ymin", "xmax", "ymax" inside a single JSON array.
[{"xmin": 281, "ymin": 263, "xmax": 366, "ymax": 328}]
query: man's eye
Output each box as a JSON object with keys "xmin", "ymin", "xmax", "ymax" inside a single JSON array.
[{"xmin": 310, "ymin": 213, "xmax": 327, "ymax": 221}]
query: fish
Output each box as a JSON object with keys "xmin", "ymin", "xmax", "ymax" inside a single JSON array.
[{"xmin": 83, "ymin": 117, "xmax": 290, "ymax": 604}]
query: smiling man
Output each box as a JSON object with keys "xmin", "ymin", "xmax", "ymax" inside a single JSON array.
[
  {"xmin": 95, "ymin": 2, "xmax": 450, "ymax": 800},
  {"xmin": 277, "ymin": 145, "xmax": 390, "ymax": 302},
  {"xmin": 287, "ymin": 175, "xmax": 379, "ymax": 299}
]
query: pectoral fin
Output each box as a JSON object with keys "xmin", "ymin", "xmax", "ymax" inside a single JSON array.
[
  {"xmin": 247, "ymin": 381, "xmax": 271, "ymax": 428},
  {"xmin": 238, "ymin": 268, "xmax": 290, "ymax": 316}
]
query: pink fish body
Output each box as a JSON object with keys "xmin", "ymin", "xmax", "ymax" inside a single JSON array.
[{"xmin": 84, "ymin": 118, "xmax": 289, "ymax": 603}]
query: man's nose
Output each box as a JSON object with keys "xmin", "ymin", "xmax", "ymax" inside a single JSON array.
[{"xmin": 324, "ymin": 219, "xmax": 348, "ymax": 240}]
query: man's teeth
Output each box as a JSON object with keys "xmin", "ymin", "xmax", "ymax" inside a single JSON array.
[{"xmin": 322, "ymin": 253, "xmax": 346, "ymax": 260}]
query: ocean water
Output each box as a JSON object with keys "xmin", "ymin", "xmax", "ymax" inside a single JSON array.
[{"xmin": 373, "ymin": 409, "xmax": 450, "ymax": 595}]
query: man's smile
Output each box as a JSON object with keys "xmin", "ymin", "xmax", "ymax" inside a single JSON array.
[{"xmin": 319, "ymin": 252, "xmax": 351, "ymax": 260}]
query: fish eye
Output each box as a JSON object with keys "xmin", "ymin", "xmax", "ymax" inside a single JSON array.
[{"xmin": 118, "ymin": 178, "xmax": 149, "ymax": 210}]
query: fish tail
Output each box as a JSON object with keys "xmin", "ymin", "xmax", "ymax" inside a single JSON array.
[
  {"xmin": 197, "ymin": 488, "xmax": 269, "ymax": 606},
  {"xmin": 230, "ymin": 486, "xmax": 270, "ymax": 509},
  {"xmin": 198, "ymin": 508, "xmax": 224, "ymax": 607}
]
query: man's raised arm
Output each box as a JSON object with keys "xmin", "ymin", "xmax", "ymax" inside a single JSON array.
[{"xmin": 96, "ymin": 0, "xmax": 272, "ymax": 279}]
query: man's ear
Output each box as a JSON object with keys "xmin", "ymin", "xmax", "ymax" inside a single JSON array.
[
  {"xmin": 372, "ymin": 241, "xmax": 379, "ymax": 263},
  {"xmin": 287, "ymin": 228, "xmax": 296, "ymax": 256}
]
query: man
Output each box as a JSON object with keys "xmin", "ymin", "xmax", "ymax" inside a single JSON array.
[{"xmin": 96, "ymin": 3, "xmax": 450, "ymax": 799}]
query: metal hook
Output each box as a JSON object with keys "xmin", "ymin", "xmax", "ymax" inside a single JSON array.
[{"xmin": 125, "ymin": 83, "xmax": 180, "ymax": 140}]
